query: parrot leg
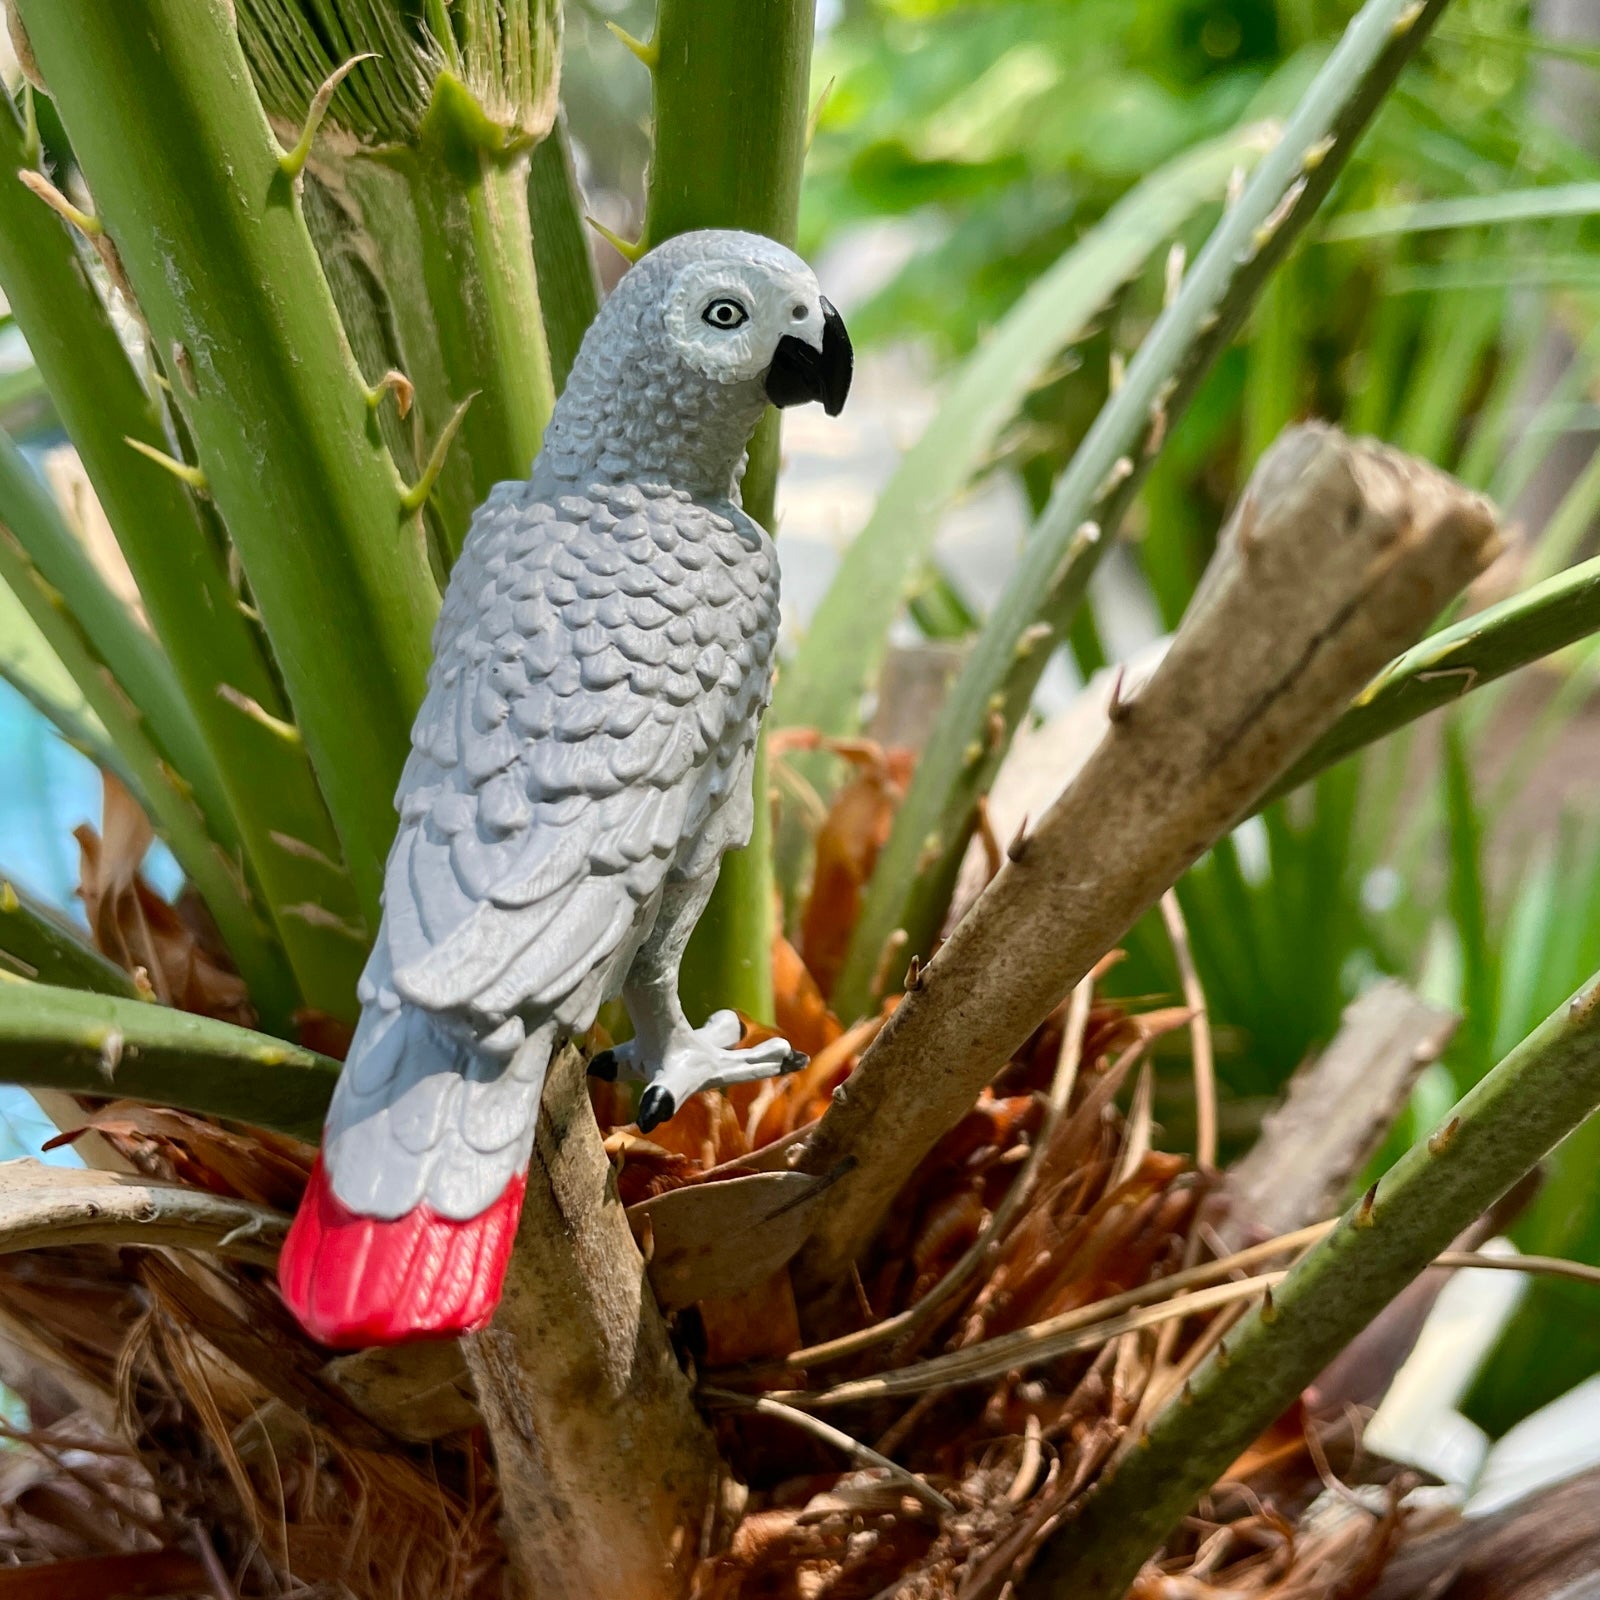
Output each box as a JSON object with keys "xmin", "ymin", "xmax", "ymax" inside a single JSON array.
[{"xmin": 589, "ymin": 876, "xmax": 807, "ymax": 1132}]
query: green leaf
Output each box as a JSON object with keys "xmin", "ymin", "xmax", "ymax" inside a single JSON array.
[
  {"xmin": 1325, "ymin": 180, "xmax": 1600, "ymax": 240},
  {"xmin": 774, "ymin": 125, "xmax": 1273, "ymax": 749}
]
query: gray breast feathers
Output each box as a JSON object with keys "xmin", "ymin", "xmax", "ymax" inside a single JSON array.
[{"xmin": 366, "ymin": 479, "xmax": 779, "ymax": 1040}]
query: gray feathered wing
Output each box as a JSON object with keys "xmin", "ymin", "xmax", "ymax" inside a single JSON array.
[{"xmin": 323, "ymin": 480, "xmax": 779, "ymax": 1220}]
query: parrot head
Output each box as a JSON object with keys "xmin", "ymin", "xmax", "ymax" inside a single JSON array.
[
  {"xmin": 657, "ymin": 232, "xmax": 854, "ymax": 418},
  {"xmin": 542, "ymin": 230, "xmax": 853, "ymax": 494}
]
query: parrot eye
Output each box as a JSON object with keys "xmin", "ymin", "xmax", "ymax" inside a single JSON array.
[{"xmin": 702, "ymin": 297, "xmax": 749, "ymax": 330}]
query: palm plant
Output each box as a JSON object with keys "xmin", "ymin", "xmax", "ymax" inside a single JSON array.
[{"xmin": 3, "ymin": 0, "xmax": 1600, "ymax": 1595}]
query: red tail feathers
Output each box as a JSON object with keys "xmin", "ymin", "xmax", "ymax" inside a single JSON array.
[{"xmin": 278, "ymin": 1156, "xmax": 526, "ymax": 1348}]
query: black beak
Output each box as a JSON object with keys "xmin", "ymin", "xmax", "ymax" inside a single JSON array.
[{"xmin": 764, "ymin": 297, "xmax": 853, "ymax": 417}]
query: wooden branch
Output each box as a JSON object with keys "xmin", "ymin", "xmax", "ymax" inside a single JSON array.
[
  {"xmin": 791, "ymin": 425, "xmax": 1502, "ymax": 1292},
  {"xmin": 462, "ymin": 1048, "xmax": 733, "ymax": 1600},
  {"xmin": 1221, "ymin": 979, "xmax": 1457, "ymax": 1247},
  {"xmin": 0, "ymin": 1160, "xmax": 285, "ymax": 1266}
]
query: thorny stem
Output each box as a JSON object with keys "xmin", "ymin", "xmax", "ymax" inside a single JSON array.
[
  {"xmin": 0, "ymin": 977, "xmax": 338, "ymax": 1144},
  {"xmin": 1270, "ymin": 544, "xmax": 1600, "ymax": 801},
  {"xmin": 0, "ymin": 93, "xmax": 369, "ymax": 1024},
  {"xmin": 16, "ymin": 0, "xmax": 443, "ymax": 928},
  {"xmin": 792, "ymin": 428, "xmax": 1498, "ymax": 1293},
  {"xmin": 0, "ymin": 879, "xmax": 138, "ymax": 996},
  {"xmin": 644, "ymin": 0, "xmax": 816, "ymax": 1026},
  {"xmin": 1024, "ymin": 972, "xmax": 1600, "ymax": 1598},
  {"xmin": 830, "ymin": 0, "xmax": 1457, "ymax": 1020}
]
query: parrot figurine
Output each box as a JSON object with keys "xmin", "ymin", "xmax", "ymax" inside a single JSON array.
[{"xmin": 278, "ymin": 230, "xmax": 852, "ymax": 1348}]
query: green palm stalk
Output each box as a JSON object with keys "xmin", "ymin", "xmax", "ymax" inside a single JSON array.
[
  {"xmin": 0, "ymin": 879, "xmax": 139, "ymax": 996},
  {"xmin": 14, "ymin": 0, "xmax": 445, "ymax": 928},
  {"xmin": 528, "ymin": 119, "xmax": 601, "ymax": 393},
  {"xmin": 0, "ymin": 480, "xmax": 297, "ymax": 1023},
  {"xmin": 640, "ymin": 0, "xmax": 816, "ymax": 1024},
  {"xmin": 0, "ymin": 437, "xmax": 229, "ymax": 867},
  {"xmin": 0, "ymin": 974, "xmax": 337, "ymax": 1144},
  {"xmin": 237, "ymin": 0, "xmax": 562, "ymax": 559},
  {"xmin": 0, "ymin": 94, "xmax": 368, "ymax": 1020},
  {"xmin": 0, "ymin": 579, "xmax": 129, "ymax": 789},
  {"xmin": 1274, "ymin": 549, "xmax": 1600, "ymax": 799}
]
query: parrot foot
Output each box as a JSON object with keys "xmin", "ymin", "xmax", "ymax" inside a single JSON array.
[{"xmin": 593, "ymin": 1009, "xmax": 806, "ymax": 1133}]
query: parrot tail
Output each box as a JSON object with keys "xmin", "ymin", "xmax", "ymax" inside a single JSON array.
[
  {"xmin": 279, "ymin": 995, "xmax": 552, "ymax": 1349},
  {"xmin": 277, "ymin": 1155, "xmax": 526, "ymax": 1348}
]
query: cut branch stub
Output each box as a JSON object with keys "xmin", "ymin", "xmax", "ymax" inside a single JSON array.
[{"xmin": 790, "ymin": 425, "xmax": 1503, "ymax": 1293}]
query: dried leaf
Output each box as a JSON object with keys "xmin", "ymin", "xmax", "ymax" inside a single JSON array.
[
  {"xmin": 795, "ymin": 740, "xmax": 914, "ymax": 1000},
  {"xmin": 76, "ymin": 773, "xmax": 251, "ymax": 1025},
  {"xmin": 699, "ymin": 1269, "xmax": 803, "ymax": 1366},
  {"xmin": 630, "ymin": 1170, "xmax": 835, "ymax": 1310}
]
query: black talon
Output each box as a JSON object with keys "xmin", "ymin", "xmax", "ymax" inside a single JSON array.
[
  {"xmin": 588, "ymin": 1048, "xmax": 620, "ymax": 1082},
  {"xmin": 636, "ymin": 1084, "xmax": 676, "ymax": 1132},
  {"xmin": 782, "ymin": 1050, "xmax": 809, "ymax": 1075}
]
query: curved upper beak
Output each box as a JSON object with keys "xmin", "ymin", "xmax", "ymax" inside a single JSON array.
[{"xmin": 764, "ymin": 297, "xmax": 853, "ymax": 417}]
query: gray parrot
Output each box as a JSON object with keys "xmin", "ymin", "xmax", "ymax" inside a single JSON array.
[{"xmin": 279, "ymin": 228, "xmax": 852, "ymax": 1347}]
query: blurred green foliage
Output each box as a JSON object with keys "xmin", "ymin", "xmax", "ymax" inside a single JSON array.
[{"xmin": 792, "ymin": 0, "xmax": 1600, "ymax": 1442}]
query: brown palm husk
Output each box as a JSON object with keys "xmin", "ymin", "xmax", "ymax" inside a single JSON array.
[{"xmin": 0, "ymin": 756, "xmax": 1571, "ymax": 1598}]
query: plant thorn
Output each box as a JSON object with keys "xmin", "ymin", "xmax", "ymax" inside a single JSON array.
[
  {"xmin": 1107, "ymin": 665, "xmax": 1133, "ymax": 725},
  {"xmin": 281, "ymin": 903, "xmax": 369, "ymax": 942},
  {"xmin": 216, "ymin": 684, "xmax": 303, "ymax": 745},
  {"xmin": 278, "ymin": 53, "xmax": 378, "ymax": 179},
  {"xmin": 400, "ymin": 392, "xmax": 477, "ymax": 516},
  {"xmin": 586, "ymin": 215, "xmax": 647, "ymax": 264},
  {"xmin": 123, "ymin": 436, "xmax": 208, "ymax": 493},
  {"xmin": 19, "ymin": 167, "xmax": 102, "ymax": 236},
  {"xmin": 604, "ymin": 21, "xmax": 659, "ymax": 70},
  {"xmin": 904, "ymin": 955, "xmax": 922, "ymax": 993},
  {"xmin": 1014, "ymin": 621, "xmax": 1053, "ymax": 660},
  {"xmin": 1356, "ymin": 1182, "xmax": 1379, "ymax": 1226},
  {"xmin": 806, "ymin": 76, "xmax": 837, "ymax": 150},
  {"xmin": 1427, "ymin": 1115, "xmax": 1462, "ymax": 1155},
  {"xmin": 1260, "ymin": 1286, "xmax": 1278, "ymax": 1324},
  {"xmin": 1007, "ymin": 817, "xmax": 1030, "ymax": 862},
  {"xmin": 1164, "ymin": 242, "xmax": 1186, "ymax": 307},
  {"xmin": 365, "ymin": 368, "xmax": 416, "ymax": 419}
]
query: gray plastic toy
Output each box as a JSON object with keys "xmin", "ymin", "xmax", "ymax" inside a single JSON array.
[{"xmin": 279, "ymin": 228, "xmax": 853, "ymax": 1346}]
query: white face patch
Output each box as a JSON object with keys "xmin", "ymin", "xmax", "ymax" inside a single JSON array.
[{"xmin": 664, "ymin": 256, "xmax": 824, "ymax": 385}]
